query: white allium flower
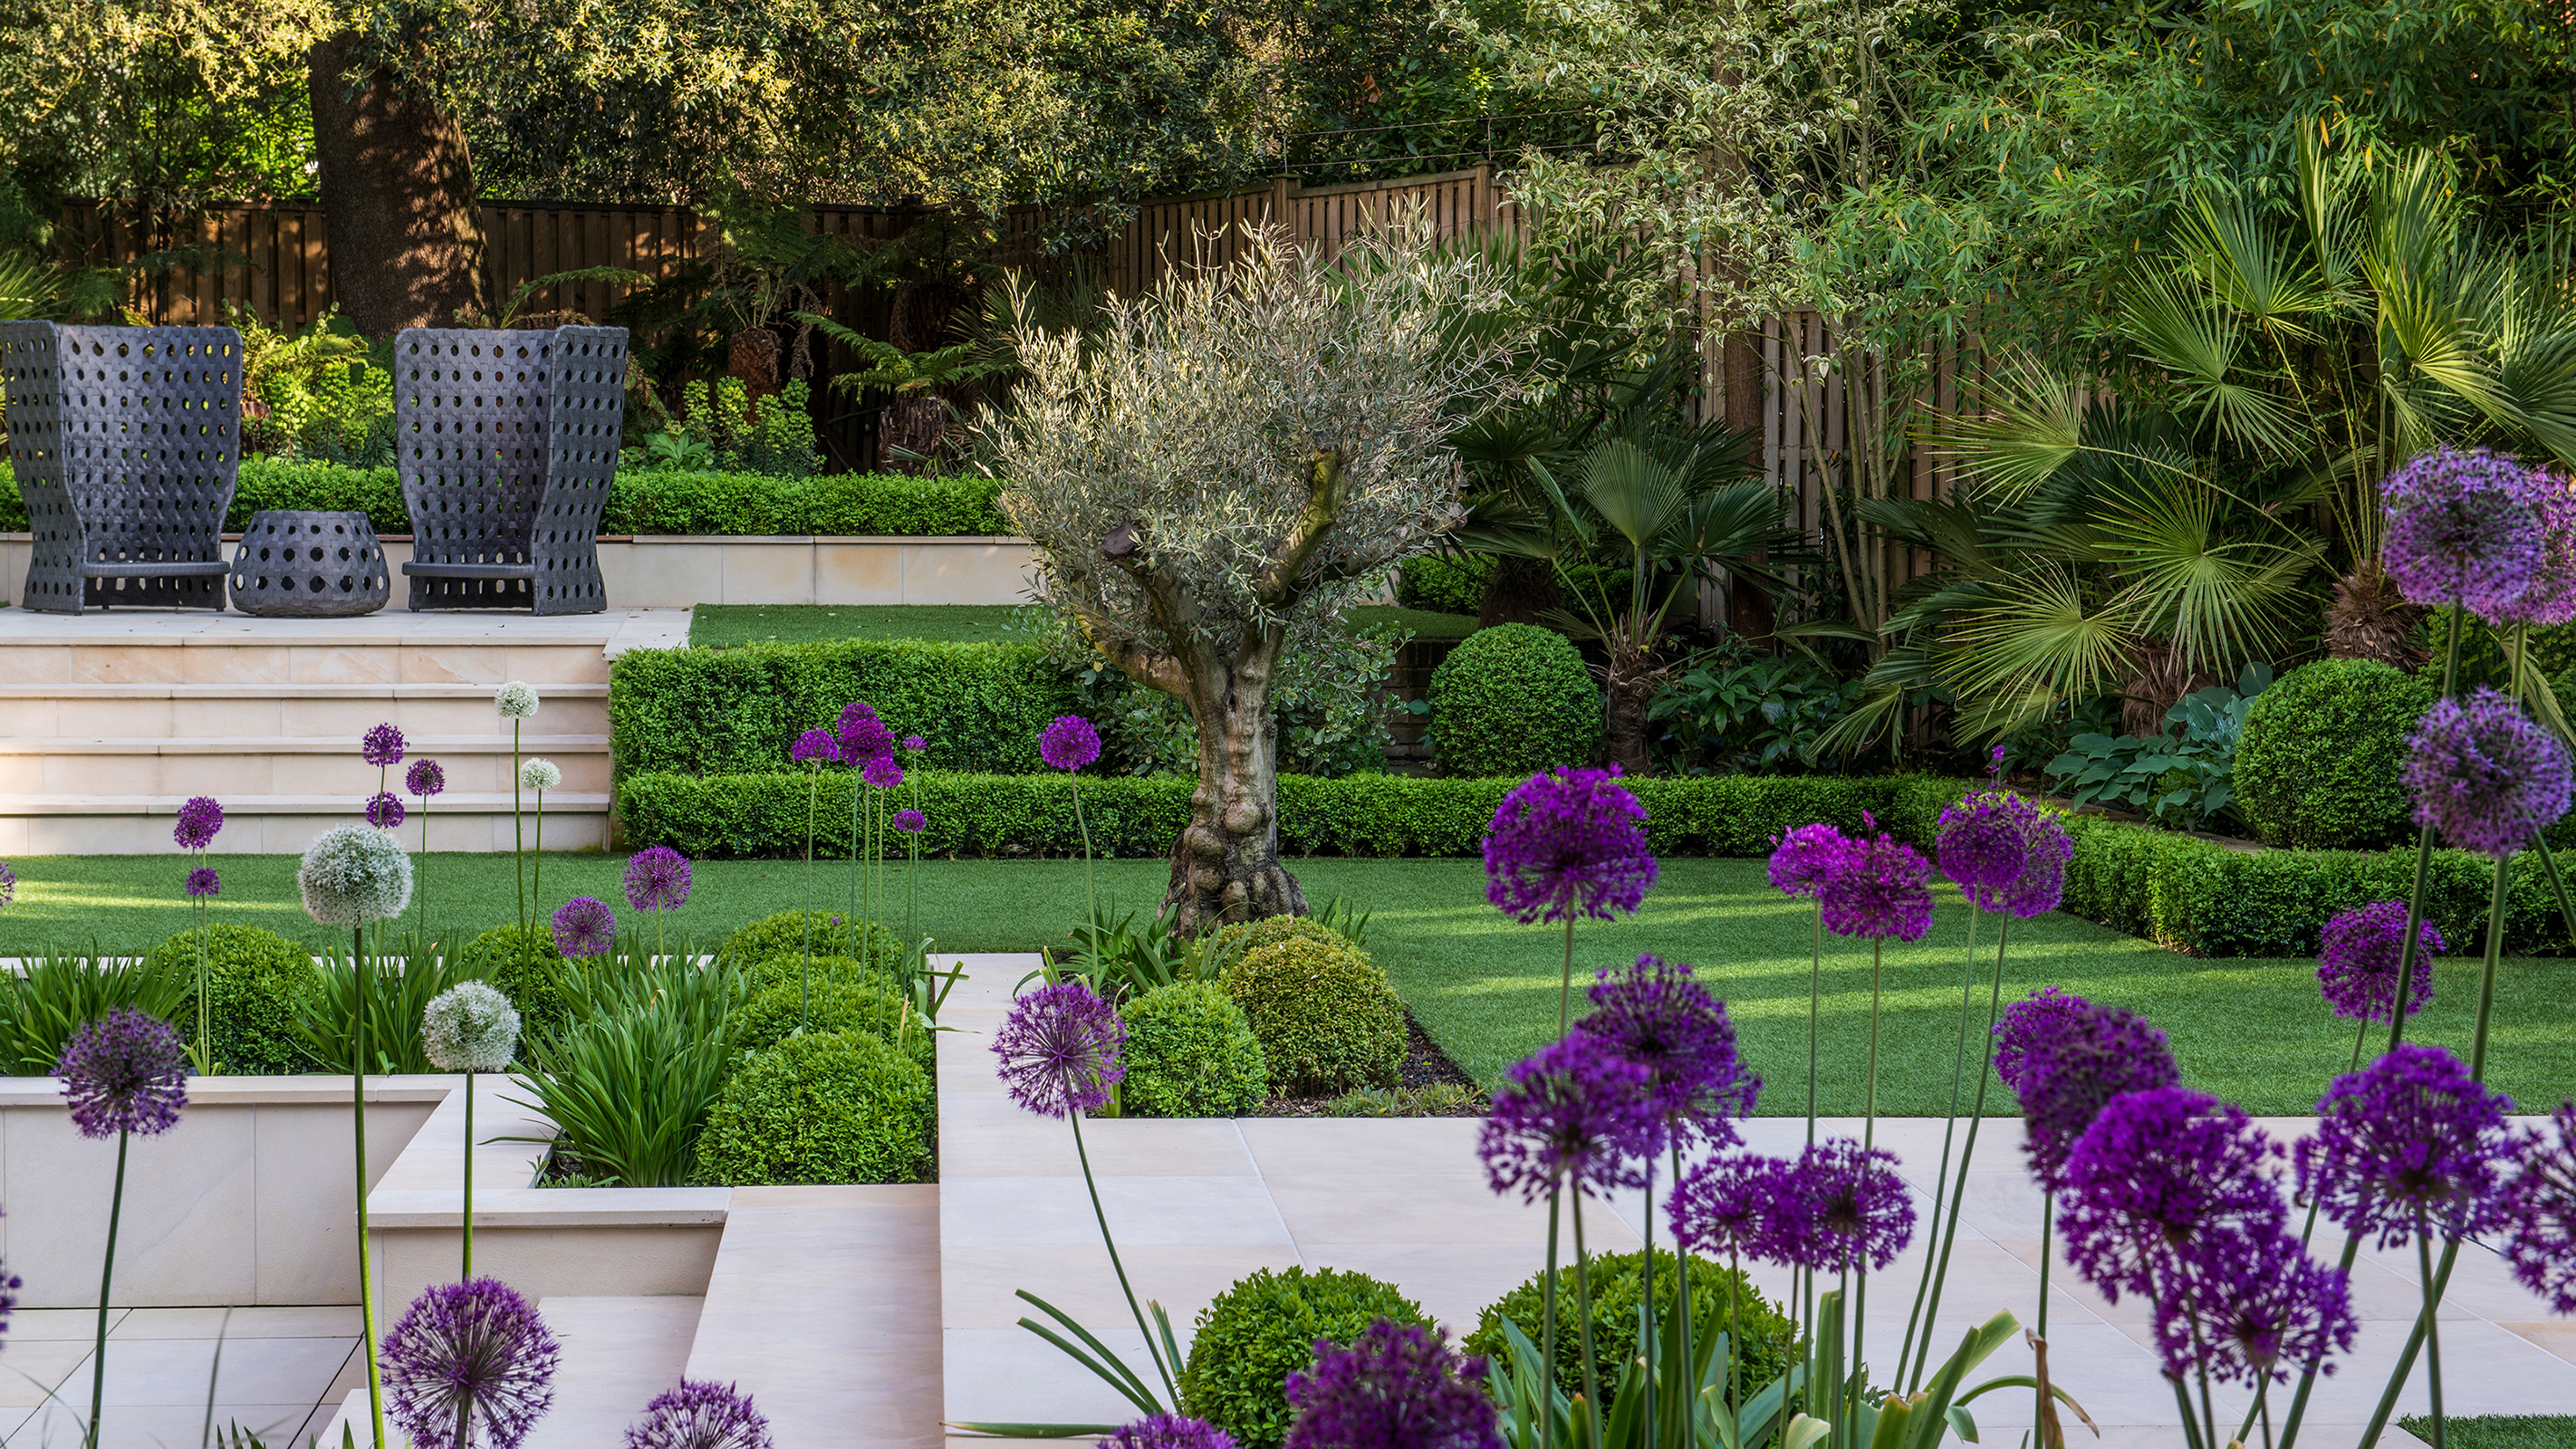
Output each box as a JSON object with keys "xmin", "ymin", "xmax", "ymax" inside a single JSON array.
[
  {"xmin": 495, "ymin": 682, "xmax": 541, "ymax": 719},
  {"xmin": 299, "ymin": 824, "xmax": 414, "ymax": 926},
  {"xmin": 421, "ymin": 981, "xmax": 522, "ymax": 1073},
  {"xmin": 518, "ymin": 757, "xmax": 562, "ymax": 792}
]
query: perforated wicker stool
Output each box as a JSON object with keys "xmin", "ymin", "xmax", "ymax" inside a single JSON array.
[
  {"xmin": 0, "ymin": 321, "xmax": 243, "ymax": 614},
  {"xmin": 394, "ymin": 324, "xmax": 626, "ymax": 613},
  {"xmin": 228, "ymin": 511, "xmax": 391, "ymax": 617}
]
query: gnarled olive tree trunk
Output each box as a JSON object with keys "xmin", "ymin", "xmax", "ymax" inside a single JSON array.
[{"xmin": 1166, "ymin": 635, "xmax": 1309, "ymax": 932}]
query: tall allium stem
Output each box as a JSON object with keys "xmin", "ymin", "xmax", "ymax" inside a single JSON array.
[
  {"xmin": 1571, "ymin": 1193, "xmax": 1604, "ymax": 1449},
  {"xmin": 461, "ymin": 1071, "xmax": 476, "ymax": 1280},
  {"xmin": 1900, "ymin": 900, "xmax": 1979, "ymax": 1386},
  {"xmin": 2034, "ymin": 1188, "xmax": 2055, "ymax": 1445},
  {"xmin": 1065, "ymin": 1107, "xmax": 1174, "ymax": 1401},
  {"xmin": 802, "ymin": 763, "xmax": 819, "ymax": 1032},
  {"xmin": 1908, "ymin": 917, "xmax": 2011, "ymax": 1390},
  {"xmin": 847, "ymin": 761, "xmax": 861, "ymax": 931},
  {"xmin": 2417, "ymin": 1225, "xmax": 2448, "ymax": 1449},
  {"xmin": 1557, "ymin": 914, "xmax": 1576, "ymax": 1032},
  {"xmin": 85, "ymin": 1128, "xmax": 129, "ymax": 1449},
  {"xmin": 194, "ymin": 891, "xmax": 211, "ymax": 1073},
  {"xmin": 1072, "ymin": 772, "xmax": 1094, "ymax": 924},
  {"xmin": 511, "ymin": 720, "xmax": 524, "ymax": 935},
  {"xmin": 417, "ymin": 803, "xmax": 429, "ymax": 930},
  {"xmin": 1540, "ymin": 1190, "xmax": 1560, "ymax": 1449},
  {"xmin": 2470, "ymin": 860, "xmax": 2507, "ymax": 1080},
  {"xmin": 1639, "ymin": 1154, "xmax": 1657, "ymax": 1449},
  {"xmin": 353, "ymin": 927, "xmax": 388, "ymax": 1449},
  {"xmin": 2388, "ymin": 604, "xmax": 2465, "ymax": 1054},
  {"xmin": 2274, "ymin": 1231, "xmax": 2365, "ymax": 1449},
  {"xmin": 529, "ymin": 787, "xmax": 545, "ymax": 917},
  {"xmin": 1805, "ymin": 901, "xmax": 1823, "ymax": 1145}
]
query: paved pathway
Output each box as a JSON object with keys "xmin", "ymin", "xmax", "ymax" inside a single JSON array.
[{"xmin": 0, "ymin": 1305, "xmax": 361, "ymax": 1449}]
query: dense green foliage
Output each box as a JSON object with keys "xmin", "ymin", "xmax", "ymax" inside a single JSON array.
[
  {"xmin": 1464, "ymin": 1251, "xmax": 1795, "ymax": 1408},
  {"xmin": 610, "ymin": 641, "xmax": 1081, "ymax": 781},
  {"xmin": 1118, "ymin": 981, "xmax": 1267, "ymax": 1118},
  {"xmin": 145, "ymin": 924, "xmax": 321, "ymax": 1074},
  {"xmin": 1222, "ymin": 936, "xmax": 1406, "ymax": 1094},
  {"xmin": 1396, "ymin": 553, "xmax": 1494, "ymax": 615},
  {"xmin": 1203, "ymin": 915, "xmax": 1348, "ymax": 961},
  {"xmin": 714, "ymin": 912, "xmax": 901, "ymax": 974},
  {"xmin": 2235, "ymin": 660, "xmax": 2437, "ymax": 849},
  {"xmin": 1426, "ymin": 624, "xmax": 1602, "ymax": 777},
  {"xmin": 460, "ymin": 924, "xmax": 572, "ymax": 1041},
  {"xmin": 695, "ymin": 1030, "xmax": 934, "ymax": 1185},
  {"xmin": 0, "ymin": 952, "xmax": 190, "ymax": 1075},
  {"xmin": 617, "ymin": 767, "xmax": 1969, "ymax": 860},
  {"xmin": 1179, "ymin": 1266, "xmax": 1432, "ymax": 1448},
  {"xmin": 518, "ymin": 962, "xmax": 745, "ymax": 1186},
  {"xmin": 733, "ymin": 976, "xmax": 927, "ymax": 1072}
]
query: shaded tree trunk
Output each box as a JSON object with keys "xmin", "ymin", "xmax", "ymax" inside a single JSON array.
[
  {"xmin": 1478, "ymin": 554, "xmax": 1562, "ymax": 628},
  {"xmin": 1163, "ymin": 636, "xmax": 1309, "ymax": 934},
  {"xmin": 308, "ymin": 36, "xmax": 485, "ymax": 338},
  {"xmin": 1602, "ymin": 644, "xmax": 1661, "ymax": 775}
]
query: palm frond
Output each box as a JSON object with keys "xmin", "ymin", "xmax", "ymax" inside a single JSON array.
[
  {"xmin": 2178, "ymin": 192, "xmax": 2329, "ymax": 342},
  {"xmin": 1934, "ymin": 352, "xmax": 2091, "ymax": 500},
  {"xmin": 1580, "ymin": 438, "xmax": 1688, "ymax": 550},
  {"xmin": 2115, "ymin": 268, "xmax": 2305, "ymax": 456}
]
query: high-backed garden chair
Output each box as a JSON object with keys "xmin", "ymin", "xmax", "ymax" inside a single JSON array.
[
  {"xmin": 395, "ymin": 325, "xmax": 627, "ymax": 613},
  {"xmin": 0, "ymin": 322, "xmax": 242, "ymax": 614}
]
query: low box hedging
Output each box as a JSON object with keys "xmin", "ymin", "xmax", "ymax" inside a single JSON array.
[
  {"xmin": 0, "ymin": 459, "xmax": 1009, "ymax": 538},
  {"xmin": 610, "ymin": 639, "xmax": 1081, "ymax": 780}
]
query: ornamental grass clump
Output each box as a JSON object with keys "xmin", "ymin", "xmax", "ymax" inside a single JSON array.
[
  {"xmin": 380, "ymin": 1277, "xmax": 559, "ymax": 1449},
  {"xmin": 623, "ymin": 1381, "xmax": 772, "ymax": 1449},
  {"xmin": 421, "ymin": 981, "xmax": 521, "ymax": 1279},
  {"xmin": 1482, "ymin": 764, "xmax": 1657, "ymax": 1029},
  {"xmin": 174, "ymin": 794, "xmax": 224, "ymax": 1072},
  {"xmin": 58, "ymin": 1008, "xmax": 187, "ymax": 1449}
]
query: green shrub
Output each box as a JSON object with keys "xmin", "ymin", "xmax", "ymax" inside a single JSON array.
[
  {"xmin": 733, "ymin": 976, "xmax": 928, "ymax": 1072},
  {"xmin": 145, "ymin": 925, "xmax": 321, "ymax": 1074},
  {"xmin": 1203, "ymin": 915, "xmax": 1345, "ymax": 963},
  {"xmin": 617, "ymin": 768, "xmax": 1972, "ymax": 860},
  {"xmin": 1179, "ymin": 1266, "xmax": 1431, "ymax": 1449},
  {"xmin": 695, "ymin": 1030, "xmax": 934, "ymax": 1185},
  {"xmin": 1223, "ymin": 937, "xmax": 1405, "ymax": 1095},
  {"xmin": 1395, "ymin": 553, "xmax": 1493, "ymax": 615},
  {"xmin": 1463, "ymin": 1251, "xmax": 1794, "ymax": 1408},
  {"xmin": 1425, "ymin": 624, "xmax": 1601, "ymax": 777},
  {"xmin": 715, "ymin": 913, "xmax": 900, "ymax": 974},
  {"xmin": 609, "ymin": 639, "xmax": 1081, "ymax": 781},
  {"xmin": 2235, "ymin": 658, "xmax": 2436, "ymax": 849},
  {"xmin": 1120, "ymin": 982, "xmax": 1267, "ymax": 1118},
  {"xmin": 460, "ymin": 923, "xmax": 572, "ymax": 1041},
  {"xmin": 232, "ymin": 459, "xmax": 407, "ymax": 533}
]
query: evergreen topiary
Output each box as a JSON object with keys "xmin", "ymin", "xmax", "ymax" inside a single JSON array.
[
  {"xmin": 742, "ymin": 952, "xmax": 897, "ymax": 998},
  {"xmin": 1222, "ymin": 936, "xmax": 1405, "ymax": 1095},
  {"xmin": 2235, "ymin": 658, "xmax": 2437, "ymax": 849},
  {"xmin": 1202, "ymin": 914, "xmax": 1345, "ymax": 965},
  {"xmin": 1179, "ymin": 1266, "xmax": 1431, "ymax": 1448},
  {"xmin": 1463, "ymin": 1250, "xmax": 1795, "ymax": 1410},
  {"xmin": 1120, "ymin": 981, "xmax": 1267, "ymax": 1118},
  {"xmin": 1426, "ymin": 623, "xmax": 1601, "ymax": 777},
  {"xmin": 713, "ymin": 911, "xmax": 899, "ymax": 974},
  {"xmin": 732, "ymin": 976, "xmax": 928, "ymax": 1072},
  {"xmin": 145, "ymin": 924, "xmax": 321, "ymax": 1074},
  {"xmin": 695, "ymin": 1030, "xmax": 934, "ymax": 1185}
]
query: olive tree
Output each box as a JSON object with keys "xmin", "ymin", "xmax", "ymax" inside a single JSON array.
[{"xmin": 989, "ymin": 223, "xmax": 1518, "ymax": 931}]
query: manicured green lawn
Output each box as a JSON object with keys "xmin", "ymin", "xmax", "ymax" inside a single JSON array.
[
  {"xmin": 685, "ymin": 602, "xmax": 1478, "ymax": 648},
  {"xmin": 2400, "ymin": 1417, "xmax": 2576, "ymax": 1449},
  {"xmin": 7, "ymin": 854, "xmax": 2565, "ymax": 1117}
]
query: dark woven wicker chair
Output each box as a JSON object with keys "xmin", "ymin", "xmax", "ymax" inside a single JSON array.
[
  {"xmin": 395, "ymin": 325, "xmax": 627, "ymax": 613},
  {"xmin": 0, "ymin": 321, "xmax": 242, "ymax": 614}
]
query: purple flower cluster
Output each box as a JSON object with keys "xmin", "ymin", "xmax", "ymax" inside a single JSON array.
[
  {"xmin": 837, "ymin": 703, "xmax": 896, "ymax": 767},
  {"xmin": 367, "ymin": 791, "xmax": 407, "ymax": 830},
  {"xmin": 863, "ymin": 756, "xmax": 904, "ymax": 790},
  {"xmin": 2497, "ymin": 1101, "xmax": 2576, "ymax": 1315},
  {"xmin": 894, "ymin": 809, "xmax": 928, "ymax": 835},
  {"xmin": 380, "ymin": 1278, "xmax": 560, "ymax": 1449},
  {"xmin": 2491, "ymin": 470, "xmax": 2576, "ymax": 627},
  {"xmin": 1574, "ymin": 955, "xmax": 1757, "ymax": 1147},
  {"xmin": 623, "ymin": 848, "xmax": 693, "ymax": 913},
  {"xmin": 2295, "ymin": 1043, "xmax": 2513, "ymax": 1249},
  {"xmin": 408, "ymin": 759, "xmax": 447, "ymax": 799},
  {"xmin": 1478, "ymin": 1032, "xmax": 1660, "ymax": 1202},
  {"xmin": 185, "ymin": 867, "xmax": 220, "ymax": 899},
  {"xmin": 623, "ymin": 1380, "xmax": 771, "ymax": 1449},
  {"xmin": 1482, "ymin": 766, "xmax": 1658, "ymax": 925},
  {"xmin": 2147, "ymin": 1224, "xmax": 2358, "ymax": 1387},
  {"xmin": 2402, "ymin": 688, "xmax": 2573, "ymax": 858},
  {"xmin": 1994, "ymin": 989, "xmax": 2180, "ymax": 1190},
  {"xmin": 1992, "ymin": 986, "xmax": 2087, "ymax": 1093},
  {"xmin": 2059, "ymin": 1088, "xmax": 2288, "ymax": 1302},
  {"xmin": 1039, "ymin": 714, "xmax": 1101, "ymax": 772},
  {"xmin": 551, "ymin": 897, "xmax": 617, "ymax": 958},
  {"xmin": 902, "ymin": 734, "xmax": 928, "ymax": 753},
  {"xmin": 174, "ymin": 795, "xmax": 224, "ymax": 851},
  {"xmin": 1668, "ymin": 1153, "xmax": 1790, "ymax": 1260},
  {"xmin": 56, "ymin": 1009, "xmax": 188, "ymax": 1138},
  {"xmin": 1937, "ymin": 790, "xmax": 2072, "ymax": 917},
  {"xmin": 1817, "ymin": 829, "xmax": 1936, "ymax": 941},
  {"xmin": 1282, "ymin": 1319, "xmax": 1501, "ymax": 1449},
  {"xmin": 1669, "ymin": 1139, "xmax": 1913, "ymax": 1273},
  {"xmin": 361, "ymin": 722, "xmax": 408, "ymax": 768},
  {"xmin": 1767, "ymin": 822, "xmax": 1858, "ymax": 898},
  {"xmin": 2316, "ymin": 902, "xmax": 2444, "ymax": 1022},
  {"xmin": 2382, "ymin": 447, "xmax": 2562, "ymax": 621},
  {"xmin": 790, "ymin": 728, "xmax": 838, "ymax": 765},
  {"xmin": 993, "ymin": 981, "xmax": 1126, "ymax": 1119},
  {"xmin": 0, "ymin": 859, "xmax": 13, "ymax": 908},
  {"xmin": 1104, "ymin": 1414, "xmax": 1235, "ymax": 1449}
]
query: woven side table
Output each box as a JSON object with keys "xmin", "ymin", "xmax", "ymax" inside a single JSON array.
[{"xmin": 229, "ymin": 511, "xmax": 392, "ymax": 617}]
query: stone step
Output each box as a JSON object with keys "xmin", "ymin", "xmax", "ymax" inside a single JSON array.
[
  {"xmin": 0, "ymin": 608, "xmax": 687, "ymax": 687},
  {"xmin": 0, "ymin": 734, "xmax": 610, "ymax": 797},
  {"xmin": 0, "ymin": 684, "xmax": 610, "ymax": 738},
  {"xmin": 0, "ymin": 792, "xmax": 611, "ymax": 854}
]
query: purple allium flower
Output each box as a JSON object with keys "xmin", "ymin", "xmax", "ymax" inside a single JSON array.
[
  {"xmin": 622, "ymin": 1379, "xmax": 772, "ymax": 1449},
  {"xmin": 1477, "ymin": 1032, "xmax": 1660, "ymax": 1204},
  {"xmin": 0, "ymin": 859, "xmax": 13, "ymax": 908},
  {"xmin": 173, "ymin": 795, "xmax": 224, "ymax": 851},
  {"xmin": 2059, "ymin": 1086, "xmax": 2289, "ymax": 1303},
  {"xmin": 893, "ymin": 809, "xmax": 927, "ymax": 834},
  {"xmin": 408, "ymin": 758, "xmax": 447, "ymax": 799},
  {"xmin": 57, "ymin": 1009, "xmax": 187, "ymax": 1138},
  {"xmin": 862, "ymin": 756, "xmax": 904, "ymax": 790},
  {"xmin": 1767, "ymin": 822, "xmax": 1859, "ymax": 899},
  {"xmin": 361, "ymin": 722, "xmax": 407, "ymax": 769},
  {"xmin": 2402, "ymin": 688, "xmax": 2573, "ymax": 858},
  {"xmin": 623, "ymin": 847, "xmax": 693, "ymax": 913},
  {"xmin": 1282, "ymin": 1319, "xmax": 1502, "ymax": 1449},
  {"xmin": 1105, "ymin": 1414, "xmax": 1235, "ymax": 1449},
  {"xmin": 2488, "ymin": 470, "xmax": 2576, "ymax": 627},
  {"xmin": 2006, "ymin": 995, "xmax": 2181, "ymax": 1192},
  {"xmin": 2381, "ymin": 446, "xmax": 2548, "ymax": 618},
  {"xmin": 1668, "ymin": 1153, "xmax": 1795, "ymax": 1262},
  {"xmin": 367, "ymin": 791, "xmax": 407, "ymax": 830},
  {"xmin": 2148, "ymin": 1223, "xmax": 2358, "ymax": 1388},
  {"xmin": 903, "ymin": 734, "xmax": 928, "ymax": 753},
  {"xmin": 790, "ymin": 728, "xmax": 838, "ymax": 766},
  {"xmin": 993, "ymin": 981, "xmax": 1126, "ymax": 1119},
  {"xmin": 1938, "ymin": 791, "xmax": 2073, "ymax": 916},
  {"xmin": 1575, "ymin": 954, "xmax": 1758, "ymax": 1147},
  {"xmin": 1482, "ymin": 766, "xmax": 1658, "ymax": 925},
  {"xmin": 837, "ymin": 704, "xmax": 896, "ymax": 767},
  {"xmin": 2316, "ymin": 902, "xmax": 2444, "ymax": 1023},
  {"xmin": 2496, "ymin": 1100, "xmax": 2576, "ymax": 1314},
  {"xmin": 1992, "ymin": 986, "xmax": 2087, "ymax": 1094},
  {"xmin": 1039, "ymin": 715, "xmax": 1102, "ymax": 772},
  {"xmin": 1764, "ymin": 1137, "xmax": 1916, "ymax": 1273},
  {"xmin": 2294, "ymin": 1042, "xmax": 2513, "ymax": 1249},
  {"xmin": 184, "ymin": 867, "xmax": 220, "ymax": 899},
  {"xmin": 550, "ymin": 897, "xmax": 617, "ymax": 959},
  {"xmin": 1816, "ymin": 830, "xmax": 1936, "ymax": 940},
  {"xmin": 380, "ymin": 1277, "xmax": 560, "ymax": 1449}
]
